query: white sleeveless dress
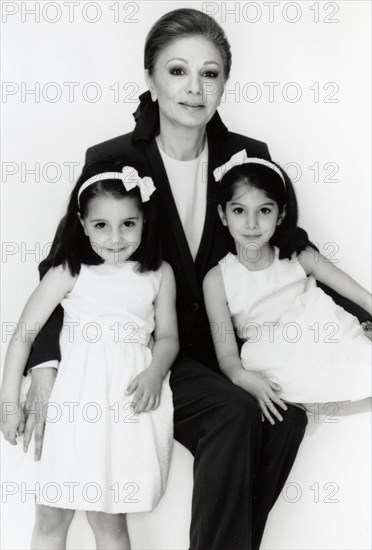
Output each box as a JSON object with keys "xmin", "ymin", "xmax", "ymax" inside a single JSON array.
[
  {"xmin": 218, "ymin": 250, "xmax": 371, "ymax": 404},
  {"xmin": 31, "ymin": 261, "xmax": 173, "ymax": 513}
]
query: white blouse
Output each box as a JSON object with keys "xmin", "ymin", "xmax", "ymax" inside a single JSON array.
[{"xmin": 156, "ymin": 137, "xmax": 208, "ymax": 260}]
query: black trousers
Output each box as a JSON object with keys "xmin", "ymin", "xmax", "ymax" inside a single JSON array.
[{"xmin": 170, "ymin": 356, "xmax": 307, "ymax": 550}]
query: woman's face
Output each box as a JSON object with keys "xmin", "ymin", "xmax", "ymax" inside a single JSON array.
[{"xmin": 145, "ymin": 35, "xmax": 226, "ymax": 131}]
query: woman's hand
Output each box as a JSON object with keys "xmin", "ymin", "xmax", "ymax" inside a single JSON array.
[
  {"xmin": 125, "ymin": 368, "xmax": 164, "ymax": 414},
  {"xmin": 22, "ymin": 367, "xmax": 57, "ymax": 460},
  {"xmin": 0, "ymin": 397, "xmax": 23, "ymax": 446},
  {"xmin": 233, "ymin": 369, "xmax": 288, "ymax": 425}
]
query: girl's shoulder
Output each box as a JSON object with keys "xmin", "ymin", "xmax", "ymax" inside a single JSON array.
[
  {"xmin": 159, "ymin": 260, "xmax": 173, "ymax": 276},
  {"xmin": 203, "ymin": 262, "xmax": 225, "ymax": 292},
  {"xmin": 44, "ymin": 263, "xmax": 78, "ymax": 290},
  {"xmin": 276, "ymin": 248, "xmax": 317, "ymax": 282},
  {"xmin": 32, "ymin": 263, "xmax": 78, "ymax": 306},
  {"xmin": 153, "ymin": 261, "xmax": 177, "ymax": 304},
  {"xmin": 130, "ymin": 261, "xmax": 176, "ymax": 298},
  {"xmin": 157, "ymin": 261, "xmax": 175, "ymax": 286},
  {"xmin": 136, "ymin": 261, "xmax": 173, "ymax": 281},
  {"xmin": 217, "ymin": 252, "xmax": 235, "ymax": 271},
  {"xmin": 203, "ymin": 264, "xmax": 228, "ymax": 309},
  {"xmin": 292, "ymin": 247, "xmax": 317, "ymax": 276},
  {"xmin": 204, "ymin": 253, "xmax": 239, "ymax": 291}
]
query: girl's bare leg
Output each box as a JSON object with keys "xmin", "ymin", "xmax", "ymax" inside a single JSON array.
[
  {"xmin": 31, "ymin": 504, "xmax": 75, "ymax": 550},
  {"xmin": 86, "ymin": 510, "xmax": 130, "ymax": 550}
]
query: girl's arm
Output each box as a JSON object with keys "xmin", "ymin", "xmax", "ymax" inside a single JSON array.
[
  {"xmin": 203, "ymin": 266, "xmax": 246, "ymax": 382},
  {"xmin": 24, "ymin": 217, "xmax": 67, "ymax": 372},
  {"xmin": 126, "ymin": 262, "xmax": 179, "ymax": 413},
  {"xmin": 150, "ymin": 262, "xmax": 179, "ymax": 375},
  {"xmin": 1, "ymin": 266, "xmax": 76, "ymax": 441},
  {"xmin": 203, "ymin": 266, "xmax": 287, "ymax": 425},
  {"xmin": 298, "ymin": 248, "xmax": 372, "ymax": 317}
]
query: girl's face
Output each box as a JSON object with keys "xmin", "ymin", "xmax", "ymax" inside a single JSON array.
[
  {"xmin": 79, "ymin": 194, "xmax": 144, "ymax": 265},
  {"xmin": 145, "ymin": 36, "xmax": 225, "ymax": 132},
  {"xmin": 218, "ymin": 183, "xmax": 285, "ymax": 253}
]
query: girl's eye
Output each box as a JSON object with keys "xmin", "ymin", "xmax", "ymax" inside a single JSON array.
[
  {"xmin": 94, "ymin": 222, "xmax": 106, "ymax": 229},
  {"xmin": 169, "ymin": 67, "xmax": 185, "ymax": 76},
  {"xmin": 233, "ymin": 207, "xmax": 244, "ymax": 214},
  {"xmin": 260, "ymin": 208, "xmax": 272, "ymax": 215},
  {"xmin": 203, "ymin": 71, "xmax": 219, "ymax": 78},
  {"xmin": 123, "ymin": 221, "xmax": 135, "ymax": 228}
]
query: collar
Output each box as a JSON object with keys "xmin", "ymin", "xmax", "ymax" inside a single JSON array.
[{"xmin": 132, "ymin": 91, "xmax": 229, "ymax": 142}]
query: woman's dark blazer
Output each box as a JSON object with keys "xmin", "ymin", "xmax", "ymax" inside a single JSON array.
[{"xmin": 25, "ymin": 98, "xmax": 371, "ymax": 372}]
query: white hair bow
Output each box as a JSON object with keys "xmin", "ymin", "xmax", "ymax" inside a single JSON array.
[
  {"xmin": 77, "ymin": 166, "xmax": 156, "ymax": 207},
  {"xmin": 213, "ymin": 149, "xmax": 285, "ymax": 185},
  {"xmin": 120, "ymin": 166, "xmax": 156, "ymax": 202}
]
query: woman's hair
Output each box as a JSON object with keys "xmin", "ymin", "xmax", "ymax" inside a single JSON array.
[
  {"xmin": 218, "ymin": 161, "xmax": 318, "ymax": 259},
  {"xmin": 51, "ymin": 161, "xmax": 162, "ymax": 275},
  {"xmin": 144, "ymin": 8, "xmax": 232, "ymax": 80}
]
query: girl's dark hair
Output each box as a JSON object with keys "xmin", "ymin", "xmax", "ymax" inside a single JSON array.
[
  {"xmin": 218, "ymin": 160, "xmax": 318, "ymax": 259},
  {"xmin": 145, "ymin": 8, "xmax": 232, "ymax": 80},
  {"xmin": 51, "ymin": 160, "xmax": 162, "ymax": 275}
]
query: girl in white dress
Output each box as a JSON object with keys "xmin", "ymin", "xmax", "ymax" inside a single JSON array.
[
  {"xmin": 0, "ymin": 160, "xmax": 179, "ymax": 549},
  {"xmin": 203, "ymin": 150, "xmax": 371, "ymax": 424}
]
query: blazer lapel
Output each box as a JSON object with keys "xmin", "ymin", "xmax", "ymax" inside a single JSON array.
[
  {"xmin": 142, "ymin": 138, "xmax": 202, "ymax": 299},
  {"xmin": 194, "ymin": 133, "xmax": 224, "ymax": 276},
  {"xmin": 132, "ymin": 102, "xmax": 229, "ymax": 298}
]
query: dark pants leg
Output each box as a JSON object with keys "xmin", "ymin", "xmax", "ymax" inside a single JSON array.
[
  {"xmin": 170, "ymin": 357, "xmax": 307, "ymax": 550},
  {"xmin": 251, "ymin": 405, "xmax": 307, "ymax": 550}
]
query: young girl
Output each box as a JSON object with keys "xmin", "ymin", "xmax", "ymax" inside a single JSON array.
[
  {"xmin": 203, "ymin": 150, "xmax": 371, "ymax": 425},
  {"xmin": 0, "ymin": 161, "xmax": 179, "ymax": 549}
]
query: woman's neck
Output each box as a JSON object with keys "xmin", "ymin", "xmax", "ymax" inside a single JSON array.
[{"xmin": 157, "ymin": 118, "xmax": 206, "ymax": 161}]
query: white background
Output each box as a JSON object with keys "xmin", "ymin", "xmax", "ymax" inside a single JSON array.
[{"xmin": 1, "ymin": 1, "xmax": 371, "ymax": 549}]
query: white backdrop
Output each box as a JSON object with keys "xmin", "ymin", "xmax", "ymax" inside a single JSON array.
[{"xmin": 1, "ymin": 1, "xmax": 371, "ymax": 549}]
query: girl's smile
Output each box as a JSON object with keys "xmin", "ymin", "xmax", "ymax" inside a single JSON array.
[{"xmin": 79, "ymin": 195, "xmax": 144, "ymax": 265}]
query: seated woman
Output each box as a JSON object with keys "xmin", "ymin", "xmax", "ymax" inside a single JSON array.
[{"xmin": 19, "ymin": 7, "xmax": 371, "ymax": 550}]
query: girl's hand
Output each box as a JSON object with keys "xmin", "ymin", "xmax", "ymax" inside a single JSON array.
[
  {"xmin": 233, "ymin": 369, "xmax": 288, "ymax": 425},
  {"xmin": 361, "ymin": 320, "xmax": 372, "ymax": 342},
  {"xmin": 0, "ymin": 398, "xmax": 23, "ymax": 445},
  {"xmin": 125, "ymin": 369, "xmax": 163, "ymax": 414}
]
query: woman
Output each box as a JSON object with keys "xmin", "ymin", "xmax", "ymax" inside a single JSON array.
[{"xmin": 22, "ymin": 8, "xmax": 369, "ymax": 550}]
